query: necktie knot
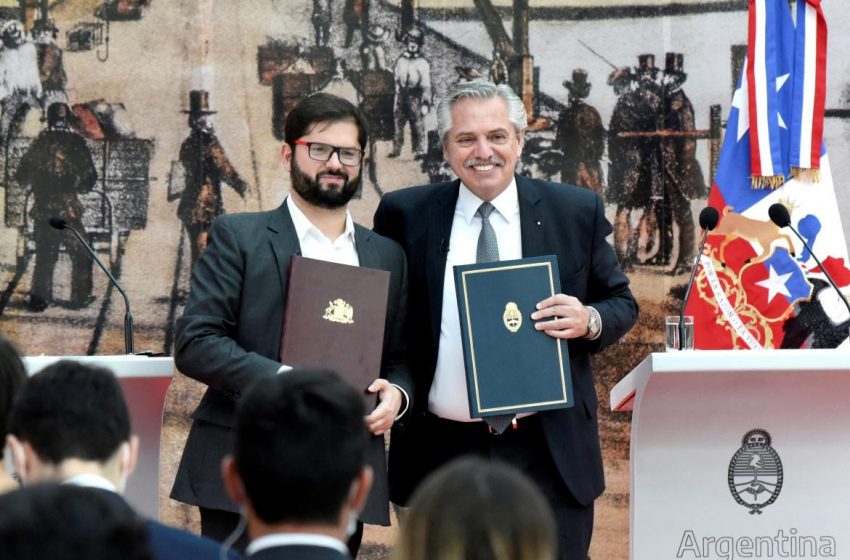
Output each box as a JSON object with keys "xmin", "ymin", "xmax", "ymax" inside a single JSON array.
[{"xmin": 476, "ymin": 202, "xmax": 495, "ymax": 220}]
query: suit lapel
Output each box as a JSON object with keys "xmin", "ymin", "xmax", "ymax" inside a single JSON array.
[
  {"xmin": 517, "ymin": 175, "xmax": 546, "ymax": 257},
  {"xmin": 268, "ymin": 202, "xmax": 302, "ymax": 297},
  {"xmin": 426, "ymin": 180, "xmax": 460, "ymax": 346},
  {"xmin": 354, "ymin": 225, "xmax": 379, "ymax": 268}
]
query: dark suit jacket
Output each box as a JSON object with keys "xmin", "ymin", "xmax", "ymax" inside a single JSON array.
[
  {"xmin": 170, "ymin": 202, "xmax": 412, "ymax": 526},
  {"xmin": 373, "ymin": 175, "xmax": 638, "ymax": 506},
  {"xmin": 93, "ymin": 489, "xmax": 235, "ymax": 560},
  {"xmin": 250, "ymin": 544, "xmax": 350, "ymax": 560}
]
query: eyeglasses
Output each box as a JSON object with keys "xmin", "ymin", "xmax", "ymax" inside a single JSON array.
[{"xmin": 293, "ymin": 140, "xmax": 363, "ymax": 166}]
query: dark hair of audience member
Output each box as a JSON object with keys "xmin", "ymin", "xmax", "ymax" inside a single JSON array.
[
  {"xmin": 7, "ymin": 360, "xmax": 130, "ymax": 463},
  {"xmin": 393, "ymin": 457, "xmax": 558, "ymax": 560},
  {"xmin": 0, "ymin": 483, "xmax": 153, "ymax": 560},
  {"xmin": 234, "ymin": 368, "xmax": 368, "ymax": 525},
  {"xmin": 0, "ymin": 335, "xmax": 26, "ymax": 441},
  {"xmin": 283, "ymin": 91, "xmax": 369, "ymax": 150}
]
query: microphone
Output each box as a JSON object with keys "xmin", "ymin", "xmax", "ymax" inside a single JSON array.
[
  {"xmin": 767, "ymin": 203, "xmax": 850, "ymax": 325},
  {"xmin": 50, "ymin": 217, "xmax": 134, "ymax": 354},
  {"xmin": 678, "ymin": 206, "xmax": 720, "ymax": 350}
]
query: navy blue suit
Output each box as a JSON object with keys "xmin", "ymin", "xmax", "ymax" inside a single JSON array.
[{"xmin": 373, "ymin": 175, "xmax": 638, "ymax": 559}]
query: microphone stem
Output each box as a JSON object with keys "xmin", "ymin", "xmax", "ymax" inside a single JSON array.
[
  {"xmin": 65, "ymin": 225, "xmax": 135, "ymax": 354},
  {"xmin": 679, "ymin": 227, "xmax": 712, "ymax": 350},
  {"xmin": 787, "ymin": 224, "xmax": 850, "ymax": 320}
]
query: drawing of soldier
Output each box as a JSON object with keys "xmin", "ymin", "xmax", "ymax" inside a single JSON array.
[
  {"xmin": 555, "ymin": 68, "xmax": 605, "ymax": 198},
  {"xmin": 176, "ymin": 91, "xmax": 248, "ymax": 267},
  {"xmin": 32, "ymin": 19, "xmax": 67, "ymax": 112},
  {"xmin": 389, "ymin": 28, "xmax": 431, "ymax": 158},
  {"xmin": 311, "ymin": 0, "xmax": 331, "ymax": 47},
  {"xmin": 660, "ymin": 52, "xmax": 706, "ymax": 274},
  {"xmin": 16, "ymin": 103, "xmax": 96, "ymax": 312},
  {"xmin": 0, "ymin": 20, "xmax": 42, "ymax": 144}
]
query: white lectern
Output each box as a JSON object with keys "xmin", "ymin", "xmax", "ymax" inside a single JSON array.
[
  {"xmin": 23, "ymin": 355, "xmax": 173, "ymax": 520},
  {"xmin": 611, "ymin": 350, "xmax": 850, "ymax": 560}
]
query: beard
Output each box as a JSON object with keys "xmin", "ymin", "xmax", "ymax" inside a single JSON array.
[{"xmin": 290, "ymin": 157, "xmax": 361, "ymax": 210}]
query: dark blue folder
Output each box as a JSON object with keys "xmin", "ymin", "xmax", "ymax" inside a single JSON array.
[{"xmin": 454, "ymin": 255, "xmax": 573, "ymax": 418}]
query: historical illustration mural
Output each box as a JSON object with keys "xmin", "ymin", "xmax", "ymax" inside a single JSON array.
[{"xmin": 0, "ymin": 1, "xmax": 848, "ymax": 558}]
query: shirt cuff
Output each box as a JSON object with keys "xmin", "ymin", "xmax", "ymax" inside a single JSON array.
[
  {"xmin": 277, "ymin": 364, "xmax": 293, "ymax": 375},
  {"xmin": 391, "ymin": 383, "xmax": 410, "ymax": 420}
]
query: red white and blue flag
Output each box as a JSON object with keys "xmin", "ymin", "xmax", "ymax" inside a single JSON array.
[{"xmin": 687, "ymin": 0, "xmax": 849, "ymax": 349}]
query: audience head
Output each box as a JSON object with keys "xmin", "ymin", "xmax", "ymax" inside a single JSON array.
[
  {"xmin": 6, "ymin": 360, "xmax": 137, "ymax": 488},
  {"xmin": 222, "ymin": 368, "xmax": 372, "ymax": 539},
  {"xmin": 0, "ymin": 483, "xmax": 153, "ymax": 560},
  {"xmin": 0, "ymin": 336, "xmax": 26, "ymax": 443},
  {"xmin": 393, "ymin": 457, "xmax": 557, "ymax": 560}
]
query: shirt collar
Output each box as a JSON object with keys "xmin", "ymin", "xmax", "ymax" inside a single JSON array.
[
  {"xmin": 286, "ymin": 196, "xmax": 355, "ymax": 245},
  {"xmin": 247, "ymin": 533, "xmax": 348, "ymax": 556},
  {"xmin": 457, "ymin": 176, "xmax": 519, "ymax": 225},
  {"xmin": 61, "ymin": 473, "xmax": 117, "ymax": 492}
]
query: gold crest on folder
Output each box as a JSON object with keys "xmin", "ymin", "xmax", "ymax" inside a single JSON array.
[
  {"xmin": 503, "ymin": 302, "xmax": 522, "ymax": 333},
  {"xmin": 323, "ymin": 298, "xmax": 354, "ymax": 324}
]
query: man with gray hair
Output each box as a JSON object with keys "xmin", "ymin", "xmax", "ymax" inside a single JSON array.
[{"xmin": 374, "ymin": 79, "xmax": 637, "ymax": 560}]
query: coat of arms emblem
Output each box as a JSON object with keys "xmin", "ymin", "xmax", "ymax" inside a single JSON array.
[
  {"xmin": 323, "ymin": 298, "xmax": 354, "ymax": 324},
  {"xmin": 728, "ymin": 428, "xmax": 783, "ymax": 514}
]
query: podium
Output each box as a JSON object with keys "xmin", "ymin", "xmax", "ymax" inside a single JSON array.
[
  {"xmin": 611, "ymin": 350, "xmax": 850, "ymax": 560},
  {"xmin": 23, "ymin": 355, "xmax": 173, "ymax": 520}
]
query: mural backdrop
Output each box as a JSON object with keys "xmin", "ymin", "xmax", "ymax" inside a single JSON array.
[{"xmin": 1, "ymin": 1, "xmax": 848, "ymax": 558}]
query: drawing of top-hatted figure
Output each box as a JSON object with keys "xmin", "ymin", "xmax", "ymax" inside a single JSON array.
[
  {"xmin": 555, "ymin": 68, "xmax": 605, "ymax": 198},
  {"xmin": 15, "ymin": 103, "xmax": 96, "ymax": 312},
  {"xmin": 0, "ymin": 19, "xmax": 42, "ymax": 145},
  {"xmin": 659, "ymin": 52, "xmax": 706, "ymax": 275},
  {"xmin": 173, "ymin": 90, "xmax": 248, "ymax": 267},
  {"xmin": 389, "ymin": 28, "xmax": 431, "ymax": 159}
]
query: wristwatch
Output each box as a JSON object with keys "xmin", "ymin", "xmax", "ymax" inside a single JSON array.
[{"xmin": 585, "ymin": 306, "xmax": 601, "ymax": 340}]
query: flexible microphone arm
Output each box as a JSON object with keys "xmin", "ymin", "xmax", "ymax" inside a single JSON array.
[
  {"xmin": 767, "ymin": 203, "xmax": 850, "ymax": 324},
  {"xmin": 50, "ymin": 217, "xmax": 134, "ymax": 354},
  {"xmin": 679, "ymin": 207, "xmax": 720, "ymax": 350}
]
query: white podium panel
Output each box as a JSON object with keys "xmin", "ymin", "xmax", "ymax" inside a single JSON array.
[
  {"xmin": 612, "ymin": 350, "xmax": 850, "ymax": 560},
  {"xmin": 23, "ymin": 355, "xmax": 173, "ymax": 520}
]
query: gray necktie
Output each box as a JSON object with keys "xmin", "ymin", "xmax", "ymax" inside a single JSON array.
[{"xmin": 475, "ymin": 202, "xmax": 514, "ymax": 434}]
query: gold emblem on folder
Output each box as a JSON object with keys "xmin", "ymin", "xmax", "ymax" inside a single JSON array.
[
  {"xmin": 323, "ymin": 298, "xmax": 354, "ymax": 324},
  {"xmin": 503, "ymin": 302, "xmax": 522, "ymax": 333}
]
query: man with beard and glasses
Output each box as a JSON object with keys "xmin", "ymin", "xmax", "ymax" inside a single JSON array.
[
  {"xmin": 171, "ymin": 92, "xmax": 412, "ymax": 556},
  {"xmin": 373, "ymin": 80, "xmax": 637, "ymax": 560}
]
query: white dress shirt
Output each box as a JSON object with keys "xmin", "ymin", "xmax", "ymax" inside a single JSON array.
[
  {"xmin": 247, "ymin": 533, "xmax": 348, "ymax": 556},
  {"xmin": 287, "ymin": 196, "xmax": 359, "ymax": 267},
  {"xmin": 428, "ymin": 179, "xmax": 523, "ymax": 421}
]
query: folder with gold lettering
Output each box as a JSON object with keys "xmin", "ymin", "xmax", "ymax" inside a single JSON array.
[
  {"xmin": 454, "ymin": 255, "xmax": 573, "ymax": 418},
  {"xmin": 280, "ymin": 256, "xmax": 389, "ymax": 409}
]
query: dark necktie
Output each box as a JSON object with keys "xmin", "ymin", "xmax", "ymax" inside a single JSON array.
[{"xmin": 475, "ymin": 202, "xmax": 514, "ymax": 434}]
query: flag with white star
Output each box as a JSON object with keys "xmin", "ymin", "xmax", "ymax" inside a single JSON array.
[{"xmin": 685, "ymin": 0, "xmax": 850, "ymax": 349}]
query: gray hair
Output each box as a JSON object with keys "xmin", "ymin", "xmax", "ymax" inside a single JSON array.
[{"xmin": 436, "ymin": 79, "xmax": 527, "ymax": 143}]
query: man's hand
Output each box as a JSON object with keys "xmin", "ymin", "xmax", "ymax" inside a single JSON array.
[
  {"xmin": 531, "ymin": 293, "xmax": 589, "ymax": 339},
  {"xmin": 365, "ymin": 379, "xmax": 403, "ymax": 436}
]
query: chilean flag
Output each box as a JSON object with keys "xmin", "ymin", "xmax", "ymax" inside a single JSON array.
[{"xmin": 686, "ymin": 0, "xmax": 849, "ymax": 349}]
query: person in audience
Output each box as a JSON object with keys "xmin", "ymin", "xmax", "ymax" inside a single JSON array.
[
  {"xmin": 0, "ymin": 483, "xmax": 154, "ymax": 560},
  {"xmin": 393, "ymin": 457, "xmax": 557, "ymax": 560},
  {"xmin": 6, "ymin": 360, "xmax": 235, "ymax": 560},
  {"xmin": 0, "ymin": 335, "xmax": 26, "ymax": 494},
  {"xmin": 221, "ymin": 368, "xmax": 372, "ymax": 560}
]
